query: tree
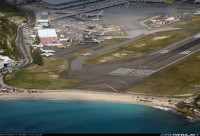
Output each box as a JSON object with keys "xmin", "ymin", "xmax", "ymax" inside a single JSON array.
[
  {"xmin": 32, "ymin": 49, "xmax": 43, "ymax": 66},
  {"xmin": 35, "ymin": 36, "xmax": 40, "ymax": 45}
]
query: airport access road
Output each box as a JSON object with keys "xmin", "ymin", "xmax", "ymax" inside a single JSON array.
[
  {"xmin": 15, "ymin": 6, "xmax": 36, "ymax": 69},
  {"xmin": 60, "ymin": 33, "xmax": 200, "ymax": 92}
]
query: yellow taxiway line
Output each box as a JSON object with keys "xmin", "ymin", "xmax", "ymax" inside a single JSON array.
[
  {"xmin": 120, "ymin": 80, "xmax": 129, "ymax": 86},
  {"xmin": 104, "ymin": 84, "xmax": 118, "ymax": 92},
  {"xmin": 77, "ymin": 83, "xmax": 118, "ymax": 92}
]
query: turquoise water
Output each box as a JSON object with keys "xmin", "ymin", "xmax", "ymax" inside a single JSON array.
[{"xmin": 0, "ymin": 100, "xmax": 200, "ymax": 134}]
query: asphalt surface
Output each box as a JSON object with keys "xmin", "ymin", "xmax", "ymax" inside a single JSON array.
[
  {"xmin": 8, "ymin": 3, "xmax": 200, "ymax": 94},
  {"xmin": 60, "ymin": 33, "xmax": 200, "ymax": 92},
  {"xmin": 15, "ymin": 6, "xmax": 36, "ymax": 69},
  {"xmin": 70, "ymin": 34, "xmax": 146, "ymax": 71}
]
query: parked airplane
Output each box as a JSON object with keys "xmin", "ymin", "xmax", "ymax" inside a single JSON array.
[
  {"xmin": 105, "ymin": 36, "xmax": 112, "ymax": 40},
  {"xmin": 183, "ymin": 12, "xmax": 190, "ymax": 16},
  {"xmin": 91, "ymin": 18, "xmax": 101, "ymax": 21},
  {"xmin": 80, "ymin": 38, "xmax": 101, "ymax": 45},
  {"xmin": 100, "ymin": 31, "xmax": 105, "ymax": 36},
  {"xmin": 193, "ymin": 11, "xmax": 200, "ymax": 16},
  {"xmin": 92, "ymin": 38, "xmax": 101, "ymax": 45},
  {"xmin": 40, "ymin": 48, "xmax": 55, "ymax": 53},
  {"xmin": 57, "ymin": 45, "xmax": 67, "ymax": 49},
  {"xmin": 81, "ymin": 53, "xmax": 92, "ymax": 56},
  {"xmin": 41, "ymin": 53, "xmax": 54, "ymax": 57},
  {"xmin": 84, "ymin": 30, "xmax": 93, "ymax": 39},
  {"xmin": 88, "ymin": 30, "xmax": 92, "ymax": 35},
  {"xmin": 80, "ymin": 10, "xmax": 103, "ymax": 18}
]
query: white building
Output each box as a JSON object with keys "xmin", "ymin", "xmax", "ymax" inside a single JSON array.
[
  {"xmin": 38, "ymin": 29, "xmax": 58, "ymax": 44},
  {"xmin": 38, "ymin": 29, "xmax": 57, "ymax": 39},
  {"xmin": 37, "ymin": 19, "xmax": 49, "ymax": 27},
  {"xmin": 0, "ymin": 61, "xmax": 4, "ymax": 69},
  {"xmin": 0, "ymin": 55, "xmax": 15, "ymax": 68}
]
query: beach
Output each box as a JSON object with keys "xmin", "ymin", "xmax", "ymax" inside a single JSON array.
[{"xmin": 0, "ymin": 90, "xmax": 180, "ymax": 108}]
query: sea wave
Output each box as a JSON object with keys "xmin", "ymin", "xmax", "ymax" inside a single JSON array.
[
  {"xmin": 152, "ymin": 106, "xmax": 200, "ymax": 122},
  {"xmin": 152, "ymin": 106, "xmax": 172, "ymax": 111},
  {"xmin": 187, "ymin": 116, "xmax": 200, "ymax": 123},
  {"xmin": 152, "ymin": 106, "xmax": 182, "ymax": 115}
]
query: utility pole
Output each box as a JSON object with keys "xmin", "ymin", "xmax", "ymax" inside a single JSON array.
[{"xmin": 72, "ymin": 37, "xmax": 76, "ymax": 47}]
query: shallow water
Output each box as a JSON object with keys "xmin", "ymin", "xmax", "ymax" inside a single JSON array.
[{"xmin": 0, "ymin": 100, "xmax": 199, "ymax": 134}]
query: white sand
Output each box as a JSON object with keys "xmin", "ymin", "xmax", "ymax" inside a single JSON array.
[{"xmin": 0, "ymin": 90, "xmax": 178, "ymax": 108}]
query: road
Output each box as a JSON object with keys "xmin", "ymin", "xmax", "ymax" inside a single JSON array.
[
  {"xmin": 60, "ymin": 32, "xmax": 200, "ymax": 92},
  {"xmin": 15, "ymin": 6, "xmax": 36, "ymax": 69}
]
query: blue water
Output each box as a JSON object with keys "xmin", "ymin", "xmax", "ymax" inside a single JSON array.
[{"xmin": 0, "ymin": 100, "xmax": 200, "ymax": 134}]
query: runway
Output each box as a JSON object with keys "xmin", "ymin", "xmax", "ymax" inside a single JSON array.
[{"xmin": 60, "ymin": 33, "xmax": 200, "ymax": 92}]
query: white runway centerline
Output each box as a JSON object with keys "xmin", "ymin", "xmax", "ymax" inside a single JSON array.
[{"xmin": 159, "ymin": 50, "xmax": 169, "ymax": 54}]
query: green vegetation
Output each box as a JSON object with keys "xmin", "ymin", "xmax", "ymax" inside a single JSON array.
[
  {"xmin": 0, "ymin": 0, "xmax": 28, "ymax": 60},
  {"xmin": 35, "ymin": 36, "xmax": 40, "ymax": 45},
  {"xmin": 31, "ymin": 48, "xmax": 43, "ymax": 66},
  {"xmin": 84, "ymin": 31, "xmax": 190, "ymax": 65},
  {"xmin": 68, "ymin": 49, "xmax": 93, "ymax": 57},
  {"xmin": 178, "ymin": 16, "xmax": 200, "ymax": 28},
  {"xmin": 126, "ymin": 53, "xmax": 200, "ymax": 96},
  {"xmin": 4, "ymin": 57, "xmax": 81, "ymax": 90},
  {"xmin": 194, "ymin": 95, "xmax": 200, "ymax": 109},
  {"xmin": 0, "ymin": 16, "xmax": 19, "ymax": 59},
  {"xmin": 84, "ymin": 17, "xmax": 200, "ymax": 65},
  {"xmin": 101, "ymin": 38, "xmax": 129, "ymax": 46}
]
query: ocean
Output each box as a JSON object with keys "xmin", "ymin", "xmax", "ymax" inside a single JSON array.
[{"xmin": 0, "ymin": 99, "xmax": 199, "ymax": 134}]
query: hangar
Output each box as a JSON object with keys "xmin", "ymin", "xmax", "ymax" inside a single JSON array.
[{"xmin": 38, "ymin": 29, "xmax": 57, "ymax": 44}]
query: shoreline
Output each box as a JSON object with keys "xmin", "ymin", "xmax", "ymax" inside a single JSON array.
[
  {"xmin": 1, "ymin": 89, "xmax": 200, "ymax": 119},
  {"xmin": 0, "ymin": 89, "xmax": 178, "ymax": 108}
]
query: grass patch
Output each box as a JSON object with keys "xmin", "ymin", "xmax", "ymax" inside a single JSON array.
[
  {"xmin": 68, "ymin": 49, "xmax": 93, "ymax": 57},
  {"xmin": 102, "ymin": 38, "xmax": 129, "ymax": 46},
  {"xmin": 126, "ymin": 53, "xmax": 200, "ymax": 96},
  {"xmin": 178, "ymin": 16, "xmax": 200, "ymax": 28},
  {"xmin": 84, "ymin": 17, "xmax": 200, "ymax": 65},
  {"xmin": 84, "ymin": 31, "xmax": 190, "ymax": 65},
  {"xmin": 4, "ymin": 57, "xmax": 81, "ymax": 90}
]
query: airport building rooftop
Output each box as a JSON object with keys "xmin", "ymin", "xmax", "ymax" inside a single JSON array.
[
  {"xmin": 42, "ymin": 0, "xmax": 79, "ymax": 5},
  {"xmin": 41, "ymin": 0, "xmax": 105, "ymax": 10},
  {"xmin": 38, "ymin": 29, "xmax": 57, "ymax": 38}
]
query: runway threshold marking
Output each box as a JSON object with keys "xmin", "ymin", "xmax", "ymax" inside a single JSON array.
[
  {"xmin": 104, "ymin": 84, "xmax": 118, "ymax": 92},
  {"xmin": 120, "ymin": 80, "xmax": 129, "ymax": 86}
]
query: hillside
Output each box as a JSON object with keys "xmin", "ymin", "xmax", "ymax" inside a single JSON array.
[{"xmin": 0, "ymin": 0, "xmax": 28, "ymax": 60}]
